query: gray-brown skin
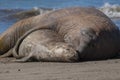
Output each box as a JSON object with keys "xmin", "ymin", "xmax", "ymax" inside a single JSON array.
[
  {"xmin": 13, "ymin": 29, "xmax": 78, "ymax": 62},
  {"xmin": 0, "ymin": 11, "xmax": 51, "ymax": 57},
  {"xmin": 0, "ymin": 7, "xmax": 120, "ymax": 61}
]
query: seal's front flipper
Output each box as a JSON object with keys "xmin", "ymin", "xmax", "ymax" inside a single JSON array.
[{"xmin": 12, "ymin": 57, "xmax": 29, "ymax": 62}]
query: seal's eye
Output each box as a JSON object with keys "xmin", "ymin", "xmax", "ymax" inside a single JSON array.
[{"xmin": 66, "ymin": 48, "xmax": 70, "ymax": 51}]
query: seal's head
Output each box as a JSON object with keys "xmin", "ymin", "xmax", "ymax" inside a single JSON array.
[{"xmin": 52, "ymin": 43, "xmax": 79, "ymax": 62}]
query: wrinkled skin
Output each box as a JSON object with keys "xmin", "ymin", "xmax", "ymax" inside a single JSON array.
[
  {"xmin": 13, "ymin": 29, "xmax": 79, "ymax": 62},
  {"xmin": 0, "ymin": 7, "xmax": 120, "ymax": 61}
]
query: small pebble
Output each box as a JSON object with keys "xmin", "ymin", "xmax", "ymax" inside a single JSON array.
[{"xmin": 18, "ymin": 69, "xmax": 21, "ymax": 71}]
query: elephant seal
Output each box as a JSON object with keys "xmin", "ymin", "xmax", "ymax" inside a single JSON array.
[
  {"xmin": 13, "ymin": 29, "xmax": 78, "ymax": 62},
  {"xmin": 0, "ymin": 7, "xmax": 120, "ymax": 61}
]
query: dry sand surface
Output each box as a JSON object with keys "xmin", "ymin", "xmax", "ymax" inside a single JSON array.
[{"xmin": 0, "ymin": 58, "xmax": 120, "ymax": 80}]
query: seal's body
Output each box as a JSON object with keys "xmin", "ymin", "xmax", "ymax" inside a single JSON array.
[{"xmin": 13, "ymin": 29, "xmax": 78, "ymax": 62}]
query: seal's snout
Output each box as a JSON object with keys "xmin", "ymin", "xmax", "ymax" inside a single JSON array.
[{"xmin": 54, "ymin": 45, "xmax": 79, "ymax": 62}]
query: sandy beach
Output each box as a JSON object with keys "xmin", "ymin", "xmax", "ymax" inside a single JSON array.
[{"xmin": 0, "ymin": 58, "xmax": 120, "ymax": 80}]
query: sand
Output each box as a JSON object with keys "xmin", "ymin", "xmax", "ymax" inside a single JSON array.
[{"xmin": 0, "ymin": 58, "xmax": 120, "ymax": 80}]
